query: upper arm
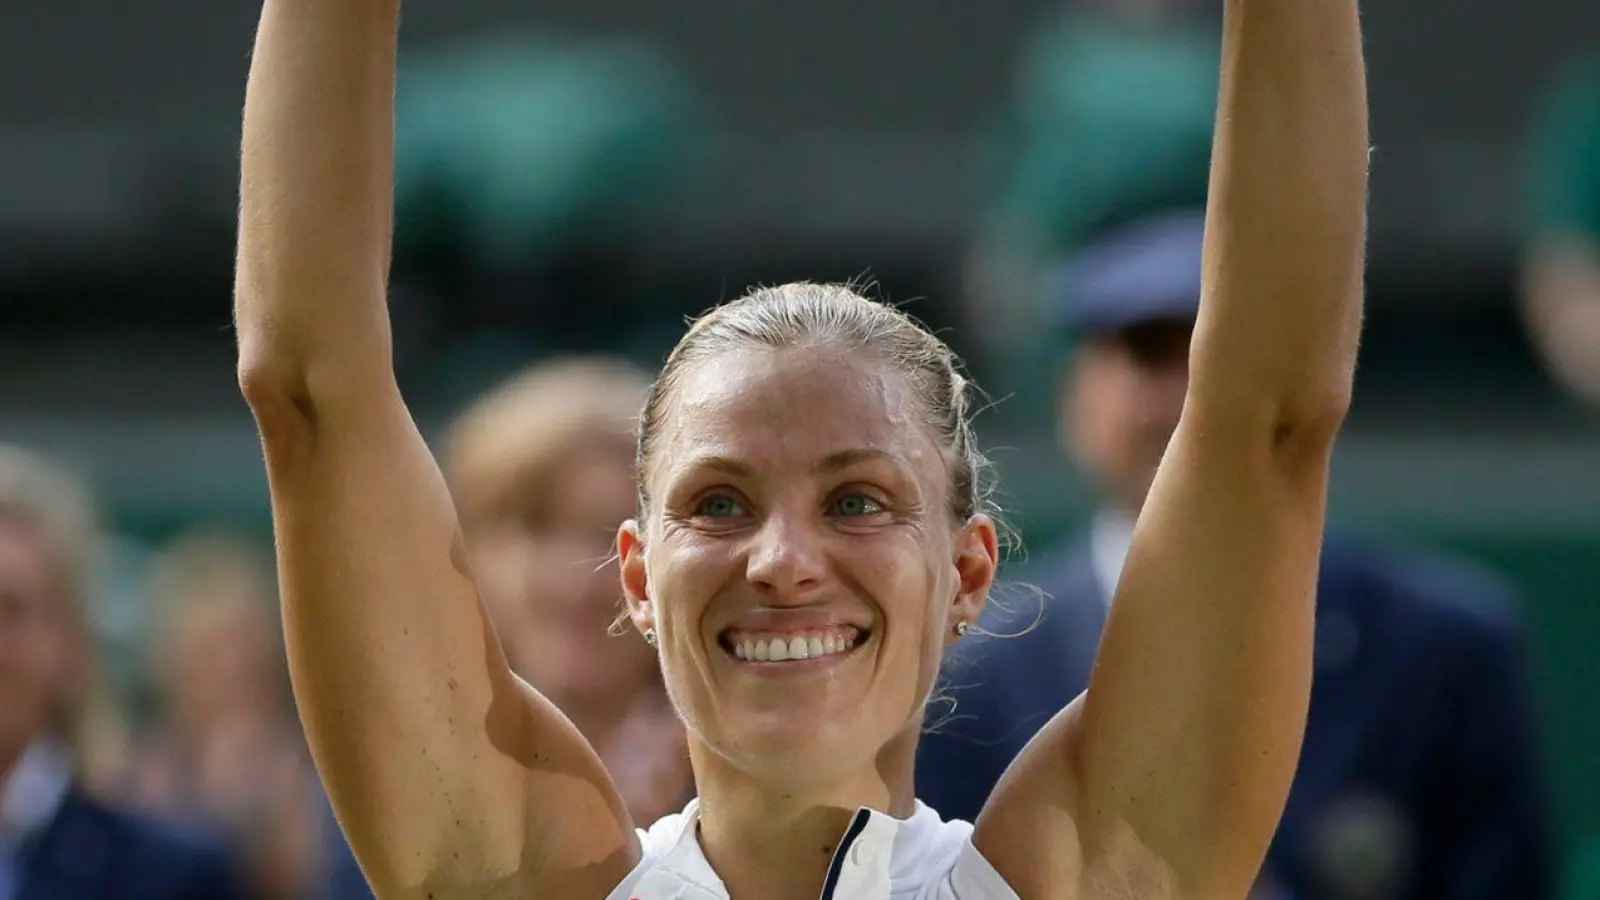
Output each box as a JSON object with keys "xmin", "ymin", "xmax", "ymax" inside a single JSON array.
[
  {"xmin": 976, "ymin": 426, "xmax": 1331, "ymax": 899},
  {"xmin": 246, "ymin": 381, "xmax": 638, "ymax": 899}
]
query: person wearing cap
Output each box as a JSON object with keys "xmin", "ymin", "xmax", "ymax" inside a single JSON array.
[{"xmin": 916, "ymin": 210, "xmax": 1555, "ymax": 900}]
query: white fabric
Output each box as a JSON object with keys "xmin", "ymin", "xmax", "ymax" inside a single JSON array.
[
  {"xmin": 0, "ymin": 739, "xmax": 71, "ymax": 845},
  {"xmin": 606, "ymin": 799, "xmax": 1020, "ymax": 900}
]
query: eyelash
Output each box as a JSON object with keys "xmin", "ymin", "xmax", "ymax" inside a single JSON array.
[
  {"xmin": 691, "ymin": 490, "xmax": 886, "ymax": 519},
  {"xmin": 830, "ymin": 492, "xmax": 885, "ymax": 517},
  {"xmin": 694, "ymin": 494, "xmax": 746, "ymax": 518}
]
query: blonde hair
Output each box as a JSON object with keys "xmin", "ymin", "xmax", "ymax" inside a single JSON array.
[
  {"xmin": 445, "ymin": 356, "xmax": 651, "ymax": 531},
  {"xmin": 148, "ymin": 529, "xmax": 277, "ymax": 627},
  {"xmin": 637, "ymin": 283, "xmax": 996, "ymax": 525},
  {"xmin": 146, "ymin": 529, "xmax": 284, "ymax": 694},
  {"xmin": 0, "ymin": 444, "xmax": 127, "ymax": 787}
]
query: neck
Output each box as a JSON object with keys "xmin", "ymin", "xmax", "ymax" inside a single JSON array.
[{"xmin": 690, "ymin": 728, "xmax": 919, "ymax": 900}]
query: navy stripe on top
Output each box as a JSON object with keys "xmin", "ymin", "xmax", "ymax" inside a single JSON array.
[{"xmin": 819, "ymin": 809, "xmax": 874, "ymax": 899}]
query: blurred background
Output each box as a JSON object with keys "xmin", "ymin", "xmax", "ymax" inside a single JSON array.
[{"xmin": 1, "ymin": 0, "xmax": 1597, "ymax": 898}]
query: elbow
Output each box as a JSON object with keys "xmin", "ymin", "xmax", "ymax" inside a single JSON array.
[
  {"xmin": 237, "ymin": 331, "xmax": 399, "ymax": 455},
  {"xmin": 237, "ymin": 350, "xmax": 292, "ymax": 402},
  {"xmin": 238, "ymin": 338, "xmax": 311, "ymax": 414},
  {"xmin": 1270, "ymin": 375, "xmax": 1353, "ymax": 461},
  {"xmin": 237, "ymin": 337, "xmax": 324, "ymax": 453},
  {"xmin": 1189, "ymin": 370, "xmax": 1354, "ymax": 475}
]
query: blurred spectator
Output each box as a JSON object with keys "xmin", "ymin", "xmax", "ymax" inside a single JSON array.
[
  {"xmin": 446, "ymin": 358, "xmax": 690, "ymax": 820},
  {"xmin": 917, "ymin": 211, "xmax": 1555, "ymax": 900},
  {"xmin": 0, "ymin": 444, "xmax": 245, "ymax": 900},
  {"xmin": 119, "ymin": 532, "xmax": 327, "ymax": 900},
  {"xmin": 1513, "ymin": 78, "xmax": 1600, "ymax": 898},
  {"xmin": 1520, "ymin": 50, "xmax": 1600, "ymax": 407},
  {"xmin": 964, "ymin": 0, "xmax": 1218, "ymax": 404},
  {"xmin": 317, "ymin": 358, "xmax": 691, "ymax": 899}
]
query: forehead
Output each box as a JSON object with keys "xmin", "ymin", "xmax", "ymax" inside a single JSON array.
[
  {"xmin": 656, "ymin": 347, "xmax": 940, "ymax": 480},
  {"xmin": 500, "ymin": 438, "xmax": 636, "ymax": 521},
  {"xmin": 541, "ymin": 444, "xmax": 638, "ymax": 528}
]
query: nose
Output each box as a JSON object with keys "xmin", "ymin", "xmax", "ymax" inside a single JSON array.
[{"xmin": 744, "ymin": 506, "xmax": 828, "ymax": 602}]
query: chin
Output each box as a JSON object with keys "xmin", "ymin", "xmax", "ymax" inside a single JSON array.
[
  {"xmin": 714, "ymin": 715, "xmax": 883, "ymax": 788},
  {"xmin": 681, "ymin": 631, "xmax": 919, "ymax": 786}
]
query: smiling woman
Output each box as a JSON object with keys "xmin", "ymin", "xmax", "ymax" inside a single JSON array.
[
  {"xmin": 615, "ymin": 289, "xmax": 1000, "ymax": 873},
  {"xmin": 232, "ymin": 0, "xmax": 1369, "ymax": 896}
]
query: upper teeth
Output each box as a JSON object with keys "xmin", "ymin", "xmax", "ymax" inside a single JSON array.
[{"xmin": 731, "ymin": 632, "xmax": 857, "ymax": 662}]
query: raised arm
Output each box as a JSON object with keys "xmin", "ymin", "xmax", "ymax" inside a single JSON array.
[
  {"xmin": 975, "ymin": 1, "xmax": 1367, "ymax": 897},
  {"xmin": 233, "ymin": 1, "xmax": 636, "ymax": 897}
]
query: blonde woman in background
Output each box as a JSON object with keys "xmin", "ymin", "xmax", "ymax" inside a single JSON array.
[
  {"xmin": 122, "ymin": 531, "xmax": 328, "ymax": 900},
  {"xmin": 446, "ymin": 357, "xmax": 693, "ymax": 825}
]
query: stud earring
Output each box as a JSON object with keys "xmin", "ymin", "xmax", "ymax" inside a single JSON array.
[
  {"xmin": 953, "ymin": 620, "xmax": 969, "ymax": 637},
  {"xmin": 644, "ymin": 628, "xmax": 659, "ymax": 648}
]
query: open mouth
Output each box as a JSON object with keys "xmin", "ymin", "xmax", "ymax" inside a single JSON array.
[{"xmin": 718, "ymin": 626, "xmax": 868, "ymax": 663}]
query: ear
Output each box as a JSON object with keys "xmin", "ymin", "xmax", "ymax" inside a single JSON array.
[
  {"xmin": 948, "ymin": 513, "xmax": 999, "ymax": 644},
  {"xmin": 618, "ymin": 519, "xmax": 654, "ymax": 637}
]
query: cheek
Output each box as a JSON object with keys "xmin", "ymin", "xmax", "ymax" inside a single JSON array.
[
  {"xmin": 27, "ymin": 624, "xmax": 77, "ymax": 693},
  {"xmin": 854, "ymin": 537, "xmax": 947, "ymax": 658},
  {"xmin": 650, "ymin": 525, "xmax": 732, "ymax": 582},
  {"xmin": 642, "ymin": 535, "xmax": 730, "ymax": 651}
]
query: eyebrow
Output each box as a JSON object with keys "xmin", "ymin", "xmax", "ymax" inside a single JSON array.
[
  {"xmin": 689, "ymin": 447, "xmax": 898, "ymax": 478},
  {"xmin": 814, "ymin": 447, "xmax": 896, "ymax": 474}
]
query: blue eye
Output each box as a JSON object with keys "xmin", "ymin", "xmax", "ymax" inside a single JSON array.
[
  {"xmin": 696, "ymin": 495, "xmax": 747, "ymax": 518},
  {"xmin": 833, "ymin": 493, "xmax": 884, "ymax": 517}
]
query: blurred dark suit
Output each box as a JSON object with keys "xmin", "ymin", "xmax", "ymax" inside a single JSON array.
[
  {"xmin": 12, "ymin": 789, "xmax": 243, "ymax": 900},
  {"xmin": 917, "ymin": 528, "xmax": 1554, "ymax": 900},
  {"xmin": 316, "ymin": 834, "xmax": 372, "ymax": 900}
]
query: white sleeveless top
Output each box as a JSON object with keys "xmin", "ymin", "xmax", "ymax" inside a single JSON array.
[{"xmin": 605, "ymin": 799, "xmax": 1020, "ymax": 900}]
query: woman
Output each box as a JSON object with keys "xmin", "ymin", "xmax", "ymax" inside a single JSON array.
[
  {"xmin": 446, "ymin": 359, "xmax": 693, "ymax": 826},
  {"xmin": 233, "ymin": 1, "xmax": 1368, "ymax": 898},
  {"xmin": 123, "ymin": 532, "xmax": 327, "ymax": 900}
]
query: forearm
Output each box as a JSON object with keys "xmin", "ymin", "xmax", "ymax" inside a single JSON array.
[
  {"xmin": 235, "ymin": 0, "xmax": 400, "ymax": 398},
  {"xmin": 1190, "ymin": 0, "xmax": 1368, "ymax": 431}
]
